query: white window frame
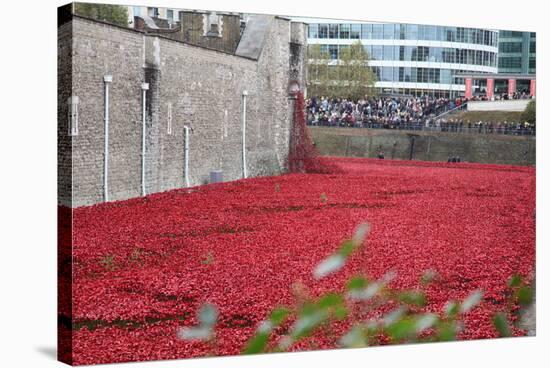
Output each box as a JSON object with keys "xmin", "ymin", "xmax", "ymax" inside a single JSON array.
[
  {"xmin": 68, "ymin": 96, "xmax": 79, "ymax": 136},
  {"xmin": 167, "ymin": 102, "xmax": 172, "ymax": 135}
]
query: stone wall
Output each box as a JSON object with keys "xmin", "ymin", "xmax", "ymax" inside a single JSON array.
[
  {"xmin": 310, "ymin": 127, "xmax": 536, "ymax": 166},
  {"xmin": 58, "ymin": 19, "xmax": 73, "ymax": 206},
  {"xmin": 467, "ymin": 99, "xmax": 532, "ymax": 112},
  {"xmin": 59, "ymin": 15, "xmax": 307, "ymax": 207},
  {"xmin": 134, "ymin": 11, "xmax": 243, "ymax": 54}
]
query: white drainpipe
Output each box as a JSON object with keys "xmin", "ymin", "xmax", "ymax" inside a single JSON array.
[
  {"xmin": 103, "ymin": 75, "xmax": 112, "ymax": 202},
  {"xmin": 183, "ymin": 126, "xmax": 190, "ymax": 187},
  {"xmin": 242, "ymin": 90, "xmax": 248, "ymax": 179},
  {"xmin": 141, "ymin": 83, "xmax": 149, "ymax": 196}
]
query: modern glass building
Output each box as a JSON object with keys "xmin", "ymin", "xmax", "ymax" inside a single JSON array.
[
  {"xmin": 498, "ymin": 31, "xmax": 535, "ymax": 74},
  {"xmin": 496, "ymin": 31, "xmax": 535, "ymax": 93},
  {"xmin": 305, "ymin": 21, "xmax": 500, "ymax": 97}
]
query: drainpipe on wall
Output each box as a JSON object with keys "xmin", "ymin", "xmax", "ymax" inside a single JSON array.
[
  {"xmin": 242, "ymin": 90, "xmax": 248, "ymax": 179},
  {"xmin": 141, "ymin": 83, "xmax": 149, "ymax": 197},
  {"xmin": 183, "ymin": 125, "xmax": 190, "ymax": 188},
  {"xmin": 103, "ymin": 75, "xmax": 113, "ymax": 202}
]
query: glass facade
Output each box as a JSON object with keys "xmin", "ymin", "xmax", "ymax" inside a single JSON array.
[
  {"xmin": 497, "ymin": 30, "xmax": 536, "ymax": 74},
  {"xmin": 308, "ymin": 23, "xmax": 499, "ymax": 46},
  {"xmin": 307, "ymin": 22, "xmax": 500, "ymax": 96},
  {"xmin": 371, "ymin": 66, "xmax": 445, "ymax": 83},
  {"xmin": 312, "ymin": 43, "xmax": 498, "ymax": 66}
]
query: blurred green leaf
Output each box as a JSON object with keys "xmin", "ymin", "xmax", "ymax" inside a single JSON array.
[
  {"xmin": 199, "ymin": 303, "xmax": 218, "ymax": 327},
  {"xmin": 317, "ymin": 293, "xmax": 347, "ymax": 320},
  {"xmin": 347, "ymin": 276, "xmax": 369, "ymax": 290},
  {"xmin": 348, "ymin": 282, "xmax": 382, "ymax": 301},
  {"xmin": 338, "ymin": 240, "xmax": 356, "ymax": 257},
  {"xmin": 383, "ymin": 306, "xmax": 408, "ymax": 327},
  {"xmin": 269, "ymin": 307, "xmax": 289, "ymax": 325},
  {"xmin": 444, "ymin": 301, "xmax": 459, "ymax": 318},
  {"xmin": 300, "ymin": 301, "xmax": 317, "ymax": 316},
  {"xmin": 339, "ymin": 325, "xmax": 367, "ymax": 348},
  {"xmin": 313, "ymin": 254, "xmax": 345, "ymax": 279},
  {"xmin": 508, "ymin": 274, "xmax": 522, "ymax": 288},
  {"xmin": 177, "ymin": 326, "xmax": 212, "ymax": 341},
  {"xmin": 437, "ymin": 321, "xmax": 457, "ymax": 341},
  {"xmin": 493, "ymin": 313, "xmax": 511, "ymax": 337},
  {"xmin": 291, "ymin": 310, "xmax": 328, "ymax": 340},
  {"xmin": 352, "ymin": 223, "xmax": 371, "ymax": 246},
  {"xmin": 318, "ymin": 293, "xmax": 344, "ymax": 309},
  {"xmin": 243, "ymin": 331, "xmax": 270, "ymax": 354},
  {"xmin": 415, "ymin": 313, "xmax": 438, "ymax": 333},
  {"xmin": 517, "ymin": 286, "xmax": 533, "ymax": 306},
  {"xmin": 386, "ymin": 318, "xmax": 417, "ymax": 340},
  {"xmin": 334, "ymin": 304, "xmax": 348, "ymax": 320},
  {"xmin": 398, "ymin": 291, "xmax": 427, "ymax": 307},
  {"xmin": 460, "ymin": 290, "xmax": 483, "ymax": 314}
]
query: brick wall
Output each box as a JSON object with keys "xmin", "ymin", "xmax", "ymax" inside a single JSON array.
[{"xmin": 60, "ymin": 16, "xmax": 307, "ymax": 207}]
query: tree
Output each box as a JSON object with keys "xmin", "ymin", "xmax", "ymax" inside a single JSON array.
[
  {"xmin": 74, "ymin": 2, "xmax": 129, "ymax": 27},
  {"xmin": 521, "ymin": 99, "xmax": 536, "ymax": 125},
  {"xmin": 306, "ymin": 45, "xmax": 332, "ymax": 98},
  {"xmin": 307, "ymin": 41, "xmax": 377, "ymax": 100},
  {"xmin": 333, "ymin": 41, "xmax": 377, "ymax": 100}
]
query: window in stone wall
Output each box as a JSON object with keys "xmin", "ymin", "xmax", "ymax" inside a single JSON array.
[
  {"xmin": 204, "ymin": 12, "xmax": 223, "ymax": 37},
  {"xmin": 68, "ymin": 96, "xmax": 79, "ymax": 136},
  {"xmin": 167, "ymin": 102, "xmax": 172, "ymax": 135}
]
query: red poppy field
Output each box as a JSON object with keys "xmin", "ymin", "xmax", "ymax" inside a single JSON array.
[{"xmin": 66, "ymin": 157, "xmax": 535, "ymax": 365}]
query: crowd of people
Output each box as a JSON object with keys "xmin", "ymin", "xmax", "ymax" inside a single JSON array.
[
  {"xmin": 468, "ymin": 91, "xmax": 534, "ymax": 101},
  {"xmin": 306, "ymin": 95, "xmax": 535, "ymax": 136}
]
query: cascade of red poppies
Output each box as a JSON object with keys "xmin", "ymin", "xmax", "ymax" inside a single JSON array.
[{"xmin": 287, "ymin": 92, "xmax": 339, "ymax": 174}]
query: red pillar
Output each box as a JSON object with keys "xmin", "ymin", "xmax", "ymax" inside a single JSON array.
[
  {"xmin": 465, "ymin": 77, "xmax": 473, "ymax": 99},
  {"xmin": 508, "ymin": 78, "xmax": 516, "ymax": 96},
  {"xmin": 486, "ymin": 78, "xmax": 494, "ymax": 99},
  {"xmin": 530, "ymin": 79, "xmax": 536, "ymax": 97}
]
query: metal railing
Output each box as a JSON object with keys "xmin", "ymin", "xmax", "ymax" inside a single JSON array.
[
  {"xmin": 432, "ymin": 102, "xmax": 468, "ymax": 120},
  {"xmin": 307, "ymin": 121, "xmax": 535, "ymax": 136}
]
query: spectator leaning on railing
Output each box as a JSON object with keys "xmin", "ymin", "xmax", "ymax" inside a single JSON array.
[{"xmin": 306, "ymin": 95, "xmax": 535, "ymax": 136}]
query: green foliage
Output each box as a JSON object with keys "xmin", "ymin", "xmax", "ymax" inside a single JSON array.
[
  {"xmin": 444, "ymin": 301, "xmax": 459, "ymax": 319},
  {"xmin": 306, "ymin": 45, "xmax": 332, "ymax": 98},
  {"xmin": 243, "ymin": 307, "xmax": 289, "ymax": 354},
  {"xmin": 520, "ymin": 100, "xmax": 536, "ymax": 125},
  {"xmin": 178, "ymin": 303, "xmax": 218, "ymax": 341},
  {"xmin": 346, "ymin": 276, "xmax": 369, "ymax": 291},
  {"xmin": 181, "ymin": 223, "xmax": 534, "ymax": 354},
  {"xmin": 459, "ymin": 290, "xmax": 483, "ymax": 314},
  {"xmin": 397, "ymin": 291, "xmax": 427, "ymax": 307},
  {"xmin": 335, "ymin": 41, "xmax": 377, "ymax": 100},
  {"xmin": 314, "ymin": 223, "xmax": 370, "ymax": 280},
  {"xmin": 493, "ymin": 313, "xmax": 511, "ymax": 337},
  {"xmin": 307, "ymin": 41, "xmax": 377, "ymax": 100},
  {"xmin": 508, "ymin": 274, "xmax": 522, "ymax": 288},
  {"xmin": 74, "ymin": 2, "xmax": 129, "ymax": 27},
  {"xmin": 436, "ymin": 321, "xmax": 458, "ymax": 341},
  {"xmin": 517, "ymin": 287, "xmax": 533, "ymax": 306}
]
